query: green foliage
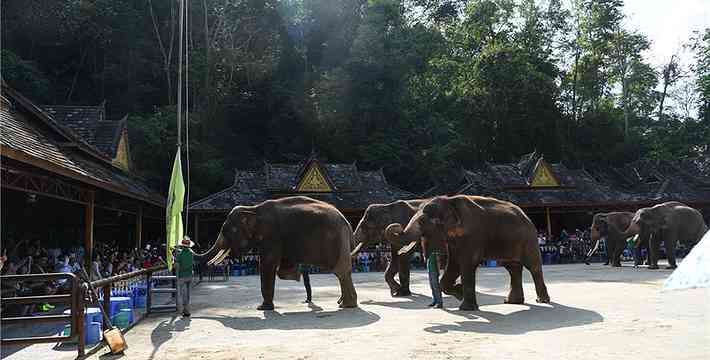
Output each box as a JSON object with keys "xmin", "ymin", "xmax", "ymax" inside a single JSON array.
[
  {"xmin": 1, "ymin": 50, "xmax": 51, "ymax": 102},
  {"xmin": 3, "ymin": 0, "xmax": 709, "ymax": 196}
]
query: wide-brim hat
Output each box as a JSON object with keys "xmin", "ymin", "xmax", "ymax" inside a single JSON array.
[{"xmin": 180, "ymin": 237, "xmax": 195, "ymax": 248}]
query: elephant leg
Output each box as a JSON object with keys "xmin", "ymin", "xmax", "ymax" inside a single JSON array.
[
  {"xmin": 647, "ymin": 234, "xmax": 660, "ymax": 269},
  {"xmin": 522, "ymin": 243, "xmax": 550, "ymax": 304},
  {"xmin": 458, "ymin": 252, "xmax": 480, "ymax": 311},
  {"xmin": 384, "ymin": 255, "xmax": 401, "ymax": 297},
  {"xmin": 503, "ymin": 262, "xmax": 524, "ymax": 304},
  {"xmin": 664, "ymin": 234, "xmax": 677, "ymax": 269},
  {"xmin": 611, "ymin": 240, "xmax": 623, "ymax": 267},
  {"xmin": 394, "ymin": 255, "xmax": 411, "ymax": 296},
  {"xmin": 334, "ymin": 270, "xmax": 358, "ymax": 308},
  {"xmin": 257, "ymin": 262, "xmax": 277, "ymax": 310},
  {"xmin": 441, "ymin": 248, "xmax": 462, "ymax": 300}
]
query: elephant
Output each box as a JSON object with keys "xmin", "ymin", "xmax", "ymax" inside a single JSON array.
[
  {"xmin": 624, "ymin": 201, "xmax": 708, "ymax": 270},
  {"xmin": 385, "ymin": 195, "xmax": 550, "ymax": 311},
  {"xmin": 350, "ymin": 199, "xmax": 427, "ymax": 297},
  {"xmin": 197, "ymin": 196, "xmax": 357, "ymax": 310},
  {"xmin": 585, "ymin": 212, "xmax": 635, "ymax": 267}
]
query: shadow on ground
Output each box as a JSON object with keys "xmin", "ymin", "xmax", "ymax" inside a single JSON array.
[
  {"xmin": 423, "ymin": 301, "xmax": 603, "ymax": 335},
  {"xmin": 148, "ymin": 315, "xmax": 192, "ymax": 360},
  {"xmin": 361, "ymin": 292, "xmax": 507, "ymax": 310},
  {"xmin": 192, "ymin": 306, "xmax": 379, "ymax": 331}
]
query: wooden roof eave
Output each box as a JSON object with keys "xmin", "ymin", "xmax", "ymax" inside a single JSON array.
[{"xmin": 1, "ymin": 145, "xmax": 164, "ymax": 208}]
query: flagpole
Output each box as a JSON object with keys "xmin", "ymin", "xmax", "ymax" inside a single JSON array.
[{"xmin": 167, "ymin": 0, "xmax": 186, "ymax": 271}]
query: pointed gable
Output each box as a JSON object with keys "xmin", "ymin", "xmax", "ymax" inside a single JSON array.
[
  {"xmin": 529, "ymin": 158, "xmax": 561, "ymax": 187},
  {"xmin": 296, "ymin": 161, "xmax": 333, "ymax": 192}
]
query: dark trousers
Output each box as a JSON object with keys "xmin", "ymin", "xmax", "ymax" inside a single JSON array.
[{"xmin": 303, "ymin": 271, "xmax": 312, "ymax": 301}]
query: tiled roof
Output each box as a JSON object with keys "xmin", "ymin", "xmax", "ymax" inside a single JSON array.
[
  {"xmin": 1, "ymin": 86, "xmax": 164, "ymax": 206},
  {"xmin": 190, "ymin": 164, "xmax": 415, "ymax": 211},
  {"xmin": 42, "ymin": 104, "xmax": 126, "ymax": 158},
  {"xmin": 453, "ymin": 152, "xmax": 710, "ymax": 207}
]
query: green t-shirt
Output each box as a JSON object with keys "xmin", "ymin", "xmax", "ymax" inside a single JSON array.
[{"xmin": 176, "ymin": 247, "xmax": 194, "ymax": 278}]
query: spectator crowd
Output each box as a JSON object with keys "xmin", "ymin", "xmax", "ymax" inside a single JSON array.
[{"xmin": 1, "ymin": 237, "xmax": 167, "ymax": 316}]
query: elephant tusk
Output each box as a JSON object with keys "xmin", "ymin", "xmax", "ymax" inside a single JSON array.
[
  {"xmin": 207, "ymin": 249, "xmax": 225, "ymax": 266},
  {"xmin": 350, "ymin": 243, "xmax": 364, "ymax": 256},
  {"xmin": 212, "ymin": 249, "xmax": 231, "ymax": 265},
  {"xmin": 397, "ymin": 241, "xmax": 418, "ymax": 256}
]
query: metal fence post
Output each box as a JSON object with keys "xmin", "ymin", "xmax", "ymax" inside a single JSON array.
[{"xmin": 146, "ymin": 270, "xmax": 153, "ymax": 315}]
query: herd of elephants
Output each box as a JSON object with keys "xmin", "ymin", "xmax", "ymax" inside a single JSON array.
[{"xmin": 197, "ymin": 196, "xmax": 708, "ymax": 312}]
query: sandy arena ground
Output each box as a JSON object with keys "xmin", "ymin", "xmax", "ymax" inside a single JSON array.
[{"xmin": 3, "ymin": 262, "xmax": 709, "ymax": 360}]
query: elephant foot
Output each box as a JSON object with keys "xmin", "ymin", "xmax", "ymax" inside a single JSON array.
[
  {"xmin": 504, "ymin": 296, "xmax": 524, "ymax": 305},
  {"xmin": 458, "ymin": 302, "xmax": 479, "ymax": 311},
  {"xmin": 393, "ymin": 289, "xmax": 412, "ymax": 297},
  {"xmin": 666, "ymin": 265, "xmax": 677, "ymax": 270},
  {"xmin": 603, "ymin": 261, "xmax": 609, "ymax": 266},
  {"xmin": 443, "ymin": 289, "xmax": 463, "ymax": 301},
  {"xmin": 612, "ymin": 263, "xmax": 622, "ymax": 268},
  {"xmin": 584, "ymin": 260, "xmax": 591, "ymax": 265},
  {"xmin": 257, "ymin": 303, "xmax": 275, "ymax": 311},
  {"xmin": 338, "ymin": 298, "xmax": 358, "ymax": 308},
  {"xmin": 648, "ymin": 265, "xmax": 659, "ymax": 270},
  {"xmin": 536, "ymin": 296, "xmax": 551, "ymax": 304}
]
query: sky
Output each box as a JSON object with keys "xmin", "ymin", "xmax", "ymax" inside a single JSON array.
[{"xmin": 623, "ymin": 0, "xmax": 710, "ymax": 68}]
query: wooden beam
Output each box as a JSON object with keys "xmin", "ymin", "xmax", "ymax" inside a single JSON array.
[
  {"xmin": 136, "ymin": 206, "xmax": 143, "ymax": 250},
  {"xmin": 84, "ymin": 191, "xmax": 95, "ymax": 271},
  {"xmin": 1, "ymin": 146, "xmax": 163, "ymax": 207},
  {"xmin": 545, "ymin": 207, "xmax": 552, "ymax": 239}
]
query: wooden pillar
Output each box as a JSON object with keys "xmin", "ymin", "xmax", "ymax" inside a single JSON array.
[
  {"xmin": 194, "ymin": 213, "xmax": 200, "ymax": 246},
  {"xmin": 84, "ymin": 191, "xmax": 95, "ymax": 271},
  {"xmin": 545, "ymin": 207, "xmax": 552, "ymax": 240},
  {"xmin": 136, "ymin": 205, "xmax": 143, "ymax": 250}
]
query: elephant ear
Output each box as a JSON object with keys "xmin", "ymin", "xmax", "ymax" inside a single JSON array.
[
  {"xmin": 444, "ymin": 196, "xmax": 484, "ymax": 237},
  {"xmin": 238, "ymin": 211, "xmax": 259, "ymax": 241}
]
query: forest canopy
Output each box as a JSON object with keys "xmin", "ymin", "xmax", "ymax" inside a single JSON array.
[{"xmin": 3, "ymin": 0, "xmax": 709, "ymax": 199}]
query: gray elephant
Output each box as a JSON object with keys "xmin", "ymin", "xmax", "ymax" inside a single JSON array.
[
  {"xmin": 351, "ymin": 199, "xmax": 427, "ymax": 297},
  {"xmin": 624, "ymin": 201, "xmax": 707, "ymax": 269},
  {"xmin": 585, "ymin": 212, "xmax": 635, "ymax": 267},
  {"xmin": 197, "ymin": 196, "xmax": 357, "ymax": 309},
  {"xmin": 386, "ymin": 196, "xmax": 550, "ymax": 311}
]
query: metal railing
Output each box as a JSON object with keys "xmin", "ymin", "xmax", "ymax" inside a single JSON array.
[
  {"xmin": 0, "ymin": 265, "xmax": 169, "ymax": 358},
  {"xmin": 90, "ymin": 264, "xmax": 167, "ymax": 330},
  {"xmin": 0, "ymin": 272, "xmax": 85, "ymax": 356}
]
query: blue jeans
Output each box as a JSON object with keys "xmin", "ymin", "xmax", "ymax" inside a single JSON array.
[{"xmin": 428, "ymin": 264, "xmax": 442, "ymax": 305}]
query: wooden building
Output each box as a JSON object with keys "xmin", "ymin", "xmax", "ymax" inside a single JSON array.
[
  {"xmin": 1, "ymin": 84, "xmax": 164, "ymax": 267},
  {"xmin": 189, "ymin": 154, "xmax": 414, "ymax": 246},
  {"xmin": 425, "ymin": 152, "xmax": 710, "ymax": 238}
]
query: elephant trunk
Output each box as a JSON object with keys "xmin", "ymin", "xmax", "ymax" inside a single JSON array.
[
  {"xmin": 621, "ymin": 220, "xmax": 641, "ymax": 239},
  {"xmin": 390, "ymin": 213, "xmax": 424, "ymax": 256},
  {"xmin": 195, "ymin": 233, "xmax": 227, "ymax": 265},
  {"xmin": 350, "ymin": 226, "xmax": 367, "ymax": 256}
]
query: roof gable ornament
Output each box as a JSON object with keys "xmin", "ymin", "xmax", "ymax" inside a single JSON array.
[
  {"xmin": 296, "ymin": 162, "xmax": 333, "ymax": 192},
  {"xmin": 529, "ymin": 158, "xmax": 560, "ymax": 187}
]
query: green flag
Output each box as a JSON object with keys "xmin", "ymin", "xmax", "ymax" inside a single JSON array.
[{"xmin": 166, "ymin": 150, "xmax": 185, "ymax": 271}]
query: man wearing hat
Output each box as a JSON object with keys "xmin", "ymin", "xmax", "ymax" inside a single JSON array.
[{"xmin": 174, "ymin": 236, "xmax": 196, "ymax": 317}]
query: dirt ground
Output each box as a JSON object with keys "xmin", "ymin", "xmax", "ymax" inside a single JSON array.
[{"xmin": 4, "ymin": 262, "xmax": 709, "ymax": 360}]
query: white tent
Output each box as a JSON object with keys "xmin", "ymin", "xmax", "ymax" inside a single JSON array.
[{"xmin": 663, "ymin": 229, "xmax": 710, "ymax": 291}]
